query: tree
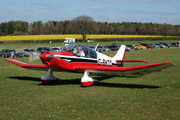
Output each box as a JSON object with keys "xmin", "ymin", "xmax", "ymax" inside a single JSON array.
[
  {"xmin": 21, "ymin": 21, "xmax": 28, "ymax": 33},
  {"xmin": 8, "ymin": 21, "xmax": 15, "ymax": 34},
  {"xmin": 14, "ymin": 21, "xmax": 23, "ymax": 32},
  {"xmin": 136, "ymin": 23, "xmax": 142, "ymax": 35},
  {"xmin": 117, "ymin": 25, "xmax": 125, "ymax": 34},
  {"xmin": 99, "ymin": 23, "xmax": 106, "ymax": 34},
  {"xmin": 0, "ymin": 22, "xmax": 8, "ymax": 36},
  {"xmin": 36, "ymin": 21, "xmax": 42, "ymax": 35},
  {"xmin": 70, "ymin": 15, "xmax": 95, "ymax": 40}
]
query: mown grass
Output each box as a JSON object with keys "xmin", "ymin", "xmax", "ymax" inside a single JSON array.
[{"xmin": 0, "ymin": 41, "xmax": 180, "ymax": 119}]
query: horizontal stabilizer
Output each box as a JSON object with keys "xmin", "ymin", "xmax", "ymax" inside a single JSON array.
[{"xmin": 116, "ymin": 60, "xmax": 149, "ymax": 63}]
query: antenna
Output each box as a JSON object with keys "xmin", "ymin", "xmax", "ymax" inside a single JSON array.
[{"xmin": 95, "ymin": 43, "xmax": 99, "ymax": 51}]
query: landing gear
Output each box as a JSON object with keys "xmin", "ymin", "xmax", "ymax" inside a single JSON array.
[
  {"xmin": 41, "ymin": 69, "xmax": 58, "ymax": 84},
  {"xmin": 81, "ymin": 70, "xmax": 98, "ymax": 87}
]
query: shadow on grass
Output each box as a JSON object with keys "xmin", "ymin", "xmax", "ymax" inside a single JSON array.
[
  {"xmin": 8, "ymin": 76, "xmax": 40, "ymax": 82},
  {"xmin": 8, "ymin": 76, "xmax": 161, "ymax": 89},
  {"xmin": 94, "ymin": 82, "xmax": 161, "ymax": 89}
]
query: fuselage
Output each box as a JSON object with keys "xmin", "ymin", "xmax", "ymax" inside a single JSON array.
[{"xmin": 39, "ymin": 50, "xmax": 120, "ymax": 73}]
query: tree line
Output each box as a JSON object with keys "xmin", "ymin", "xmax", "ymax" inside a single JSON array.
[{"xmin": 0, "ymin": 15, "xmax": 180, "ymax": 37}]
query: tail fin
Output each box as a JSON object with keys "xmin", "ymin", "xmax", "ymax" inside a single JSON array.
[{"xmin": 113, "ymin": 45, "xmax": 126, "ymax": 60}]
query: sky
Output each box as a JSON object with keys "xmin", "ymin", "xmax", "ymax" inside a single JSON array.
[{"xmin": 0, "ymin": 0, "xmax": 180, "ymax": 25}]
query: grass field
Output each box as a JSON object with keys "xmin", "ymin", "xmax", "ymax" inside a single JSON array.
[{"xmin": 0, "ymin": 41, "xmax": 180, "ymax": 119}]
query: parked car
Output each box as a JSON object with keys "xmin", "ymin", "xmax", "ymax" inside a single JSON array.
[
  {"xmin": 133, "ymin": 44, "xmax": 146, "ymax": 50},
  {"xmin": 106, "ymin": 45, "xmax": 112, "ymax": 49},
  {"xmin": 110, "ymin": 43, "xmax": 121, "ymax": 51},
  {"xmin": 52, "ymin": 47, "xmax": 61, "ymax": 51},
  {"xmin": 177, "ymin": 41, "xmax": 180, "ymax": 47},
  {"xmin": 22, "ymin": 48, "xmax": 40, "ymax": 57},
  {"xmin": 149, "ymin": 43, "xmax": 160, "ymax": 49},
  {"xmin": 126, "ymin": 45, "xmax": 138, "ymax": 50},
  {"xmin": 170, "ymin": 43, "xmax": 177, "ymax": 47},
  {"xmin": 89, "ymin": 46, "xmax": 95, "ymax": 50},
  {"xmin": 89, "ymin": 46, "xmax": 102, "ymax": 52},
  {"xmin": 140, "ymin": 43, "xmax": 154, "ymax": 49},
  {"xmin": 155, "ymin": 43, "xmax": 165, "ymax": 48},
  {"xmin": 87, "ymin": 40, "xmax": 94, "ymax": 43},
  {"xmin": 160, "ymin": 42, "xmax": 170, "ymax": 48},
  {"xmin": 37, "ymin": 47, "xmax": 53, "ymax": 54},
  {"xmin": 112, "ymin": 45, "xmax": 130, "ymax": 52},
  {"xmin": 97, "ymin": 46, "xmax": 111, "ymax": 52},
  {"xmin": 0, "ymin": 49, "xmax": 23, "ymax": 58},
  {"xmin": 101, "ymin": 46, "xmax": 111, "ymax": 52},
  {"xmin": 126, "ymin": 46, "xmax": 131, "ymax": 52},
  {"xmin": 97, "ymin": 46, "xmax": 105, "ymax": 52}
]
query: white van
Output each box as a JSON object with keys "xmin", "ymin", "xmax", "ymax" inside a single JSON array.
[{"xmin": 64, "ymin": 38, "xmax": 75, "ymax": 44}]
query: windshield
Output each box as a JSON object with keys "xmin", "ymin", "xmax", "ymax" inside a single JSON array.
[{"xmin": 62, "ymin": 44, "xmax": 97, "ymax": 58}]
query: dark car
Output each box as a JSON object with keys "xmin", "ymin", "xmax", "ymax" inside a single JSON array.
[
  {"xmin": 37, "ymin": 47, "xmax": 53, "ymax": 54},
  {"xmin": 0, "ymin": 49, "xmax": 23, "ymax": 58},
  {"xmin": 160, "ymin": 42, "xmax": 170, "ymax": 48},
  {"xmin": 89, "ymin": 46, "xmax": 95, "ymax": 50},
  {"xmin": 140, "ymin": 43, "xmax": 154, "ymax": 49},
  {"xmin": 52, "ymin": 47, "xmax": 61, "ymax": 51},
  {"xmin": 106, "ymin": 45, "xmax": 112, "ymax": 49},
  {"xmin": 89, "ymin": 46, "xmax": 102, "ymax": 52},
  {"xmin": 110, "ymin": 43, "xmax": 121, "ymax": 51},
  {"xmin": 170, "ymin": 43, "xmax": 177, "ymax": 47}
]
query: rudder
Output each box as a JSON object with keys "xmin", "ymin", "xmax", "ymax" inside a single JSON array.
[{"xmin": 113, "ymin": 45, "xmax": 126, "ymax": 60}]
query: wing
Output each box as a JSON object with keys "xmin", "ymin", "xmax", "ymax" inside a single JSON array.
[
  {"xmin": 75, "ymin": 62, "xmax": 175, "ymax": 75},
  {"xmin": 4, "ymin": 59, "xmax": 48, "ymax": 71}
]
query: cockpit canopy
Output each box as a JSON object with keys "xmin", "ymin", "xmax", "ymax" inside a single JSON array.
[{"xmin": 62, "ymin": 44, "xmax": 97, "ymax": 59}]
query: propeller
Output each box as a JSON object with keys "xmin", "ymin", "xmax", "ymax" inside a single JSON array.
[
  {"xmin": 38, "ymin": 52, "xmax": 54, "ymax": 62},
  {"xmin": 29, "ymin": 51, "xmax": 54, "ymax": 63},
  {"xmin": 29, "ymin": 53, "xmax": 40, "ymax": 62}
]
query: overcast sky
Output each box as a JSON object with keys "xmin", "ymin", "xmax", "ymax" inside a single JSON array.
[{"xmin": 0, "ymin": 0, "xmax": 180, "ymax": 25}]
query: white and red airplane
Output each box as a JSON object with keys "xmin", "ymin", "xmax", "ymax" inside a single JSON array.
[{"xmin": 4, "ymin": 44, "xmax": 174, "ymax": 87}]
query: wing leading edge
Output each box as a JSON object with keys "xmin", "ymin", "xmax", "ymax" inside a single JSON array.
[
  {"xmin": 4, "ymin": 59, "xmax": 48, "ymax": 71},
  {"xmin": 75, "ymin": 62, "xmax": 175, "ymax": 75}
]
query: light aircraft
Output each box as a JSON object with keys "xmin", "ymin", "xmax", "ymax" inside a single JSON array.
[{"xmin": 4, "ymin": 44, "xmax": 174, "ymax": 87}]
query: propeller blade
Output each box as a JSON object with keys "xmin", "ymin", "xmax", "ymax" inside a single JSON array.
[{"xmin": 29, "ymin": 53, "xmax": 40, "ymax": 62}]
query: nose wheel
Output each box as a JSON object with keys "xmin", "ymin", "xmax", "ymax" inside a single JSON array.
[{"xmin": 41, "ymin": 69, "xmax": 58, "ymax": 84}]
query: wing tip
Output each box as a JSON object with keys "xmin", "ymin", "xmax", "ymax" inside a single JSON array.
[{"xmin": 4, "ymin": 58, "xmax": 26, "ymax": 65}]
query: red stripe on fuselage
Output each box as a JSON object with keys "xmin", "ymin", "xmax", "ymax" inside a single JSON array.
[{"xmin": 46, "ymin": 56, "xmax": 117, "ymax": 72}]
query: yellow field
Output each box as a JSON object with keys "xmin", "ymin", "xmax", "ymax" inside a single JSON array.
[
  {"xmin": 86, "ymin": 35, "xmax": 163, "ymax": 39},
  {"xmin": 0, "ymin": 34, "xmax": 163, "ymax": 41},
  {"xmin": 0, "ymin": 34, "xmax": 82, "ymax": 41}
]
